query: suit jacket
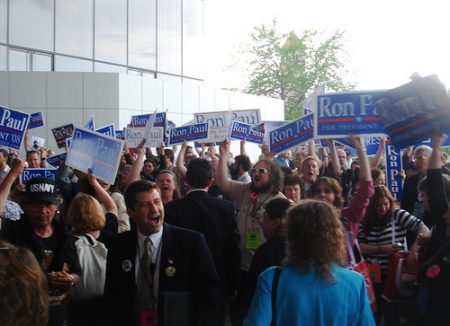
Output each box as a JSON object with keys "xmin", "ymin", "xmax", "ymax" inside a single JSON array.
[
  {"xmin": 164, "ymin": 190, "xmax": 241, "ymax": 295},
  {"xmin": 104, "ymin": 223, "xmax": 221, "ymax": 326}
]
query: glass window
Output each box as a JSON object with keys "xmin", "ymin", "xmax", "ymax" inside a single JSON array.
[
  {"xmin": 129, "ymin": 0, "xmax": 157, "ymax": 70},
  {"xmin": 55, "ymin": 0, "xmax": 94, "ymax": 59},
  {"xmin": 95, "ymin": 0, "xmax": 127, "ymax": 65},
  {"xmin": 0, "ymin": 45, "xmax": 6, "ymax": 71},
  {"xmin": 33, "ymin": 52, "xmax": 53, "ymax": 72},
  {"xmin": 55, "ymin": 55, "xmax": 93, "ymax": 72},
  {"xmin": 0, "ymin": 0, "xmax": 6, "ymax": 43},
  {"xmin": 9, "ymin": 49, "xmax": 28, "ymax": 71},
  {"xmin": 95, "ymin": 62, "xmax": 127, "ymax": 74},
  {"xmin": 158, "ymin": 73, "xmax": 181, "ymax": 83},
  {"xmin": 158, "ymin": 0, "xmax": 182, "ymax": 75},
  {"xmin": 9, "ymin": 0, "xmax": 54, "ymax": 51},
  {"xmin": 183, "ymin": 0, "xmax": 204, "ymax": 80}
]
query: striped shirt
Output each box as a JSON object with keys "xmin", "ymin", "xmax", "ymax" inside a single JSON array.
[{"xmin": 357, "ymin": 208, "xmax": 423, "ymax": 274}]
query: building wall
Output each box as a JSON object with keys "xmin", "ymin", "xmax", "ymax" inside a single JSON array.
[{"xmin": 0, "ymin": 72, "xmax": 285, "ymax": 161}]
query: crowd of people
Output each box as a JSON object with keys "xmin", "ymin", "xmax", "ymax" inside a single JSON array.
[{"xmin": 0, "ymin": 127, "xmax": 449, "ymax": 326}]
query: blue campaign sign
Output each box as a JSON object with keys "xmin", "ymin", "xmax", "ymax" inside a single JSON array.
[
  {"xmin": 0, "ymin": 106, "xmax": 30, "ymax": 150},
  {"xmin": 47, "ymin": 153, "xmax": 67, "ymax": 168},
  {"xmin": 168, "ymin": 123, "xmax": 209, "ymax": 145},
  {"xmin": 96, "ymin": 124, "xmax": 115, "ymax": 137},
  {"xmin": 115, "ymin": 129, "xmax": 125, "ymax": 140},
  {"xmin": 230, "ymin": 121, "xmax": 264, "ymax": 144},
  {"xmin": 385, "ymin": 144, "xmax": 403, "ymax": 203},
  {"xmin": 28, "ymin": 111, "xmax": 44, "ymax": 129},
  {"xmin": 66, "ymin": 127, "xmax": 124, "ymax": 184},
  {"xmin": 316, "ymin": 91, "xmax": 387, "ymax": 139},
  {"xmin": 131, "ymin": 112, "xmax": 166, "ymax": 128},
  {"xmin": 270, "ymin": 114, "xmax": 314, "ymax": 154},
  {"xmin": 83, "ymin": 116, "xmax": 95, "ymax": 130},
  {"xmin": 261, "ymin": 120, "xmax": 288, "ymax": 144},
  {"xmin": 335, "ymin": 136, "xmax": 386, "ymax": 156},
  {"xmin": 373, "ymin": 75, "xmax": 450, "ymax": 151},
  {"xmin": 52, "ymin": 124, "xmax": 74, "ymax": 149},
  {"xmin": 20, "ymin": 168, "xmax": 57, "ymax": 186}
]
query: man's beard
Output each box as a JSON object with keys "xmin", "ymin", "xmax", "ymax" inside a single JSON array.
[{"xmin": 251, "ymin": 179, "xmax": 272, "ymax": 193}]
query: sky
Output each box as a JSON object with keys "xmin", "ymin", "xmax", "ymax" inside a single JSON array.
[{"xmin": 203, "ymin": 0, "xmax": 450, "ymax": 93}]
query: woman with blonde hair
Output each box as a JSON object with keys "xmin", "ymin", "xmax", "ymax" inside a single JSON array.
[
  {"xmin": 244, "ymin": 200, "xmax": 374, "ymax": 325},
  {"xmin": 66, "ymin": 173, "xmax": 118, "ymax": 326},
  {"xmin": 0, "ymin": 240, "xmax": 49, "ymax": 326}
]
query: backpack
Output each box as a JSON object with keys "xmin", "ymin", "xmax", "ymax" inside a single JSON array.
[{"xmin": 68, "ymin": 233, "xmax": 108, "ymax": 301}]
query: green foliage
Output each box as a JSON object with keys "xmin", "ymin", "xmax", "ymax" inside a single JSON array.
[{"xmin": 233, "ymin": 19, "xmax": 356, "ymax": 120}]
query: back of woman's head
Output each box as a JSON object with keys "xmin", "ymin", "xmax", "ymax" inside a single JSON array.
[
  {"xmin": 67, "ymin": 193, "xmax": 106, "ymax": 234},
  {"xmin": 0, "ymin": 241, "xmax": 48, "ymax": 326},
  {"xmin": 283, "ymin": 200, "xmax": 345, "ymax": 284},
  {"xmin": 265, "ymin": 197, "xmax": 292, "ymax": 221}
]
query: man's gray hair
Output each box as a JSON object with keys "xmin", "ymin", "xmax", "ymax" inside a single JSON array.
[{"xmin": 415, "ymin": 145, "xmax": 432, "ymax": 158}]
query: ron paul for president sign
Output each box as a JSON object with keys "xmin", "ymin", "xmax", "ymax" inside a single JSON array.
[
  {"xmin": 315, "ymin": 91, "xmax": 386, "ymax": 139},
  {"xmin": 270, "ymin": 114, "xmax": 314, "ymax": 154},
  {"xmin": 0, "ymin": 106, "xmax": 30, "ymax": 150},
  {"xmin": 66, "ymin": 127, "xmax": 124, "ymax": 184}
]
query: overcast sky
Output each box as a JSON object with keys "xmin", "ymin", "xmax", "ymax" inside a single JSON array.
[{"xmin": 204, "ymin": 0, "xmax": 449, "ymax": 93}]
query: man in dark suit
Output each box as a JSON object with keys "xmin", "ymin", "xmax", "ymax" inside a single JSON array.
[
  {"xmin": 104, "ymin": 180, "xmax": 220, "ymax": 326},
  {"xmin": 164, "ymin": 158, "xmax": 241, "ymax": 326}
]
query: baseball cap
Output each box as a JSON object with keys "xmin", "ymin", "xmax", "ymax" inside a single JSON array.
[{"xmin": 25, "ymin": 176, "xmax": 58, "ymax": 204}]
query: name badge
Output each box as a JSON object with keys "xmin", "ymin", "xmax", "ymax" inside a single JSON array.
[
  {"xmin": 246, "ymin": 231, "xmax": 260, "ymax": 250},
  {"xmin": 140, "ymin": 311, "xmax": 157, "ymax": 326}
]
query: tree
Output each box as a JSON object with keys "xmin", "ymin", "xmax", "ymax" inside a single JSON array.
[{"xmin": 230, "ymin": 19, "xmax": 356, "ymax": 120}]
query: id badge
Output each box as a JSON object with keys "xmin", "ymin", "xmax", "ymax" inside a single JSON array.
[
  {"xmin": 140, "ymin": 311, "xmax": 157, "ymax": 326},
  {"xmin": 246, "ymin": 231, "xmax": 260, "ymax": 249},
  {"xmin": 368, "ymin": 264, "xmax": 381, "ymax": 283}
]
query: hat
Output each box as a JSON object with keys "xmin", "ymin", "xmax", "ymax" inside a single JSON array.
[
  {"xmin": 345, "ymin": 150, "xmax": 351, "ymax": 156},
  {"xmin": 25, "ymin": 176, "xmax": 58, "ymax": 204}
]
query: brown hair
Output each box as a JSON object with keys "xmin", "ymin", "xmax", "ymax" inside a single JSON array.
[
  {"xmin": 418, "ymin": 174, "xmax": 450, "ymax": 203},
  {"xmin": 67, "ymin": 193, "xmax": 106, "ymax": 234},
  {"xmin": 250, "ymin": 159, "xmax": 284, "ymax": 194},
  {"xmin": 283, "ymin": 200, "xmax": 345, "ymax": 284},
  {"xmin": 311, "ymin": 177, "xmax": 344, "ymax": 208},
  {"xmin": 0, "ymin": 241, "xmax": 49, "ymax": 326},
  {"xmin": 361, "ymin": 185, "xmax": 396, "ymax": 234}
]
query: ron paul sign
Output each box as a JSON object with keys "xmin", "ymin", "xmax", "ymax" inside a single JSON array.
[{"xmin": 315, "ymin": 91, "xmax": 386, "ymax": 139}]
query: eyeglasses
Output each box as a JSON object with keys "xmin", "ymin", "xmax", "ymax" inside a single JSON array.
[
  {"xmin": 415, "ymin": 156, "xmax": 428, "ymax": 161},
  {"xmin": 251, "ymin": 168, "xmax": 269, "ymax": 175}
]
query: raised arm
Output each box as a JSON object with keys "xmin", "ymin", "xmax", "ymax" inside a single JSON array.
[
  {"xmin": 175, "ymin": 141, "xmax": 188, "ymax": 179},
  {"xmin": 0, "ymin": 158, "xmax": 27, "ymax": 222},
  {"xmin": 326, "ymin": 139, "xmax": 343, "ymax": 176},
  {"xmin": 348, "ymin": 133, "xmax": 371, "ymax": 181},
  {"xmin": 87, "ymin": 172, "xmax": 118, "ymax": 217},
  {"xmin": 307, "ymin": 139, "xmax": 322, "ymax": 169},
  {"xmin": 429, "ymin": 133, "xmax": 447, "ymax": 169},
  {"xmin": 128, "ymin": 140, "xmax": 145, "ymax": 184},
  {"xmin": 216, "ymin": 140, "xmax": 232, "ymax": 196},
  {"xmin": 240, "ymin": 139, "xmax": 248, "ymax": 157},
  {"xmin": 370, "ymin": 136, "xmax": 386, "ymax": 168}
]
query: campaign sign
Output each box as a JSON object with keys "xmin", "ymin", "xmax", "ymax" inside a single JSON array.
[
  {"xmin": 303, "ymin": 84, "xmax": 326, "ymax": 116},
  {"xmin": 20, "ymin": 168, "xmax": 57, "ymax": 186},
  {"xmin": 115, "ymin": 129, "xmax": 125, "ymax": 140},
  {"xmin": 47, "ymin": 153, "xmax": 67, "ymax": 168},
  {"xmin": 66, "ymin": 127, "xmax": 124, "ymax": 185},
  {"xmin": 130, "ymin": 112, "xmax": 166, "ymax": 128},
  {"xmin": 96, "ymin": 124, "xmax": 115, "ymax": 137},
  {"xmin": 335, "ymin": 136, "xmax": 387, "ymax": 156},
  {"xmin": 270, "ymin": 114, "xmax": 314, "ymax": 154},
  {"xmin": 194, "ymin": 109, "xmax": 261, "ymax": 142},
  {"xmin": 28, "ymin": 111, "xmax": 44, "ymax": 129},
  {"xmin": 230, "ymin": 121, "xmax": 264, "ymax": 144},
  {"xmin": 168, "ymin": 123, "xmax": 209, "ymax": 145},
  {"xmin": 261, "ymin": 121, "xmax": 288, "ymax": 143},
  {"xmin": 124, "ymin": 127, "xmax": 163, "ymax": 148},
  {"xmin": 385, "ymin": 144, "xmax": 403, "ymax": 203},
  {"xmin": 0, "ymin": 106, "xmax": 30, "ymax": 150},
  {"xmin": 316, "ymin": 91, "xmax": 386, "ymax": 139},
  {"xmin": 373, "ymin": 75, "xmax": 450, "ymax": 151},
  {"xmin": 52, "ymin": 124, "xmax": 74, "ymax": 149},
  {"xmin": 84, "ymin": 116, "xmax": 95, "ymax": 131}
]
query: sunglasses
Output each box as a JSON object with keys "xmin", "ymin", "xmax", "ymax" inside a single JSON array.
[{"xmin": 251, "ymin": 168, "xmax": 269, "ymax": 175}]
